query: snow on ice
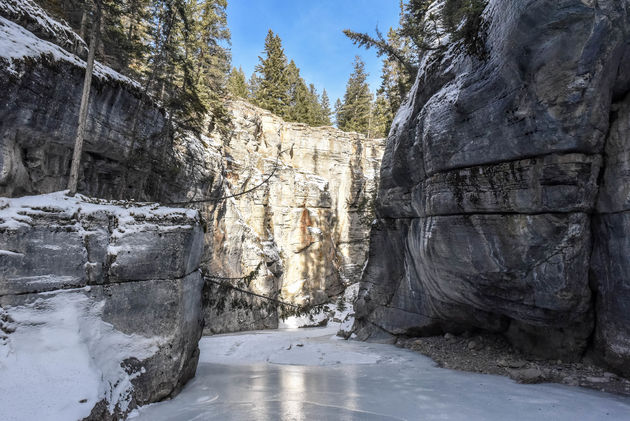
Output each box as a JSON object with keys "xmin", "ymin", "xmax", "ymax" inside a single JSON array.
[{"xmin": 0, "ymin": 291, "xmax": 164, "ymax": 421}]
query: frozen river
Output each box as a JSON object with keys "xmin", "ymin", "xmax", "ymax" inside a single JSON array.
[{"xmin": 130, "ymin": 327, "xmax": 630, "ymax": 421}]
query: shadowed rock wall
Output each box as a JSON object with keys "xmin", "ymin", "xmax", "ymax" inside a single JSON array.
[{"xmin": 354, "ymin": 0, "xmax": 630, "ymax": 375}]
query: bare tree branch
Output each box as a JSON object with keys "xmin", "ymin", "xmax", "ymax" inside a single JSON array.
[{"xmin": 166, "ymin": 144, "xmax": 290, "ymax": 206}]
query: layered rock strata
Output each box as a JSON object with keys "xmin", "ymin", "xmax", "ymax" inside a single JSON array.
[
  {"xmin": 202, "ymin": 101, "xmax": 384, "ymax": 333},
  {"xmin": 0, "ymin": 0, "xmax": 203, "ymax": 202},
  {"xmin": 0, "ymin": 192, "xmax": 204, "ymax": 419},
  {"xmin": 354, "ymin": 0, "xmax": 630, "ymax": 374}
]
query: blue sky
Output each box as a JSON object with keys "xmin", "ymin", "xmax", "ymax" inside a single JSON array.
[{"xmin": 227, "ymin": 1, "xmax": 401, "ymax": 104}]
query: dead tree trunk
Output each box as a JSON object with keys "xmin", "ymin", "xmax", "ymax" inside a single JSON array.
[{"xmin": 67, "ymin": 0, "xmax": 102, "ymax": 196}]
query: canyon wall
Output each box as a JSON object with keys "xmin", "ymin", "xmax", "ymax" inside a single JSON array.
[
  {"xmin": 0, "ymin": 1, "xmax": 217, "ymax": 203},
  {"xmin": 202, "ymin": 101, "xmax": 384, "ymax": 333},
  {"xmin": 353, "ymin": 0, "xmax": 630, "ymax": 376},
  {"xmin": 0, "ymin": 3, "xmax": 218, "ymax": 417},
  {"xmin": 0, "ymin": 192, "xmax": 204, "ymax": 419}
]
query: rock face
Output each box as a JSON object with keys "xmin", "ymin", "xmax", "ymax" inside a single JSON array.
[
  {"xmin": 202, "ymin": 101, "xmax": 384, "ymax": 333},
  {"xmin": 0, "ymin": 192, "xmax": 205, "ymax": 419},
  {"xmin": 0, "ymin": 2, "xmax": 197, "ymax": 202},
  {"xmin": 0, "ymin": 0, "xmax": 88, "ymax": 58},
  {"xmin": 354, "ymin": 0, "xmax": 630, "ymax": 373},
  {"xmin": 591, "ymin": 95, "xmax": 630, "ymax": 377}
]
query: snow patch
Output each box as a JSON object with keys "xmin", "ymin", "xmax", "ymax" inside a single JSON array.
[
  {"xmin": 0, "ymin": 0, "xmax": 86, "ymax": 53},
  {"xmin": 307, "ymin": 226, "xmax": 322, "ymax": 235},
  {"xmin": 0, "ymin": 291, "xmax": 163, "ymax": 420},
  {"xmin": 198, "ymin": 326, "xmax": 382, "ymax": 366},
  {"xmin": 0, "ymin": 191, "xmax": 198, "ymax": 232},
  {"xmin": 0, "ymin": 16, "xmax": 138, "ymax": 87}
]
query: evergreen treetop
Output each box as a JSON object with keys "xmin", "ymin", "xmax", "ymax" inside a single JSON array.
[
  {"xmin": 228, "ymin": 66, "xmax": 249, "ymax": 99},
  {"xmin": 337, "ymin": 56, "xmax": 373, "ymax": 136},
  {"xmin": 251, "ymin": 33, "xmax": 332, "ymax": 127},
  {"xmin": 254, "ymin": 29, "xmax": 290, "ymax": 116},
  {"xmin": 320, "ymin": 89, "xmax": 332, "ymax": 126}
]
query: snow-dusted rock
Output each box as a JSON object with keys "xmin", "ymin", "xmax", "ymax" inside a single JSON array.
[
  {"xmin": 0, "ymin": 192, "xmax": 205, "ymax": 419},
  {"xmin": 0, "ymin": 3, "xmax": 384, "ymax": 337},
  {"xmin": 0, "ymin": 0, "xmax": 88, "ymax": 58},
  {"xmin": 0, "ymin": 12, "xmax": 174, "ymax": 201}
]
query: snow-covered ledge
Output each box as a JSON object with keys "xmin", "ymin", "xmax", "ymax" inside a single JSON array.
[{"xmin": 0, "ymin": 192, "xmax": 205, "ymax": 420}]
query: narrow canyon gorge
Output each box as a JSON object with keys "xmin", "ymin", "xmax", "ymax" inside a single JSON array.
[{"xmin": 1, "ymin": 0, "xmax": 630, "ymax": 419}]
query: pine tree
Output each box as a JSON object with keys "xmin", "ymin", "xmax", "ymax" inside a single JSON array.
[
  {"xmin": 370, "ymin": 93, "xmax": 392, "ymax": 138},
  {"xmin": 377, "ymin": 27, "xmax": 414, "ymax": 133},
  {"xmin": 319, "ymin": 89, "xmax": 332, "ymax": 126},
  {"xmin": 68, "ymin": 0, "xmax": 103, "ymax": 195},
  {"xmin": 120, "ymin": 0, "xmax": 152, "ymax": 79},
  {"xmin": 37, "ymin": 0, "xmax": 151, "ymax": 76},
  {"xmin": 337, "ymin": 56, "xmax": 373, "ymax": 135},
  {"xmin": 285, "ymin": 59, "xmax": 308, "ymax": 122},
  {"xmin": 334, "ymin": 98, "xmax": 343, "ymax": 127},
  {"xmin": 248, "ymin": 72, "xmax": 262, "ymax": 102},
  {"xmin": 305, "ymin": 84, "xmax": 323, "ymax": 126},
  {"xmin": 227, "ymin": 66, "xmax": 249, "ymax": 98},
  {"xmin": 248, "ymin": 30, "xmax": 334, "ymax": 126},
  {"xmin": 254, "ymin": 29, "xmax": 290, "ymax": 117},
  {"xmin": 283, "ymin": 61, "xmax": 327, "ymax": 126},
  {"xmin": 179, "ymin": 0, "xmax": 231, "ymax": 132}
]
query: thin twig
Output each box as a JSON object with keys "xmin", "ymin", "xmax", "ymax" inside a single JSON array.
[
  {"xmin": 205, "ymin": 277, "xmax": 300, "ymax": 309},
  {"xmin": 166, "ymin": 146, "xmax": 288, "ymax": 206}
]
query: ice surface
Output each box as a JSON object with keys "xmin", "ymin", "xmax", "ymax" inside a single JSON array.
[{"xmin": 130, "ymin": 327, "xmax": 630, "ymax": 421}]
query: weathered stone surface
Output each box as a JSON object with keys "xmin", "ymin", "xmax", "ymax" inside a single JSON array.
[
  {"xmin": 591, "ymin": 213, "xmax": 630, "ymax": 377},
  {"xmin": 408, "ymin": 213, "xmax": 592, "ymax": 325},
  {"xmin": 419, "ymin": 1, "xmax": 626, "ymax": 175},
  {"xmin": 355, "ymin": 0, "xmax": 630, "ymax": 369},
  {"xmin": 0, "ymin": 193, "xmax": 205, "ymax": 418},
  {"xmin": 590, "ymin": 93, "xmax": 630, "ymax": 377},
  {"xmin": 202, "ymin": 101, "xmax": 384, "ymax": 333},
  {"xmin": 0, "ymin": 58, "xmax": 175, "ymax": 199},
  {"xmin": 419, "ymin": 154, "xmax": 600, "ymax": 216},
  {"xmin": 597, "ymin": 95, "xmax": 630, "ymax": 214},
  {"xmin": 0, "ymin": 4, "xmax": 206, "ymax": 203}
]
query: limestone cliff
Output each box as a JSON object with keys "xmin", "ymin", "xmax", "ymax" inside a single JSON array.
[
  {"xmin": 354, "ymin": 0, "xmax": 630, "ymax": 376},
  {"xmin": 0, "ymin": 192, "xmax": 204, "ymax": 419},
  {"xmin": 202, "ymin": 101, "xmax": 384, "ymax": 333},
  {"xmin": 0, "ymin": 0, "xmax": 216, "ymax": 202}
]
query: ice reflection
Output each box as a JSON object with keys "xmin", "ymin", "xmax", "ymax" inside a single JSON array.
[{"xmin": 280, "ymin": 367, "xmax": 304, "ymax": 420}]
